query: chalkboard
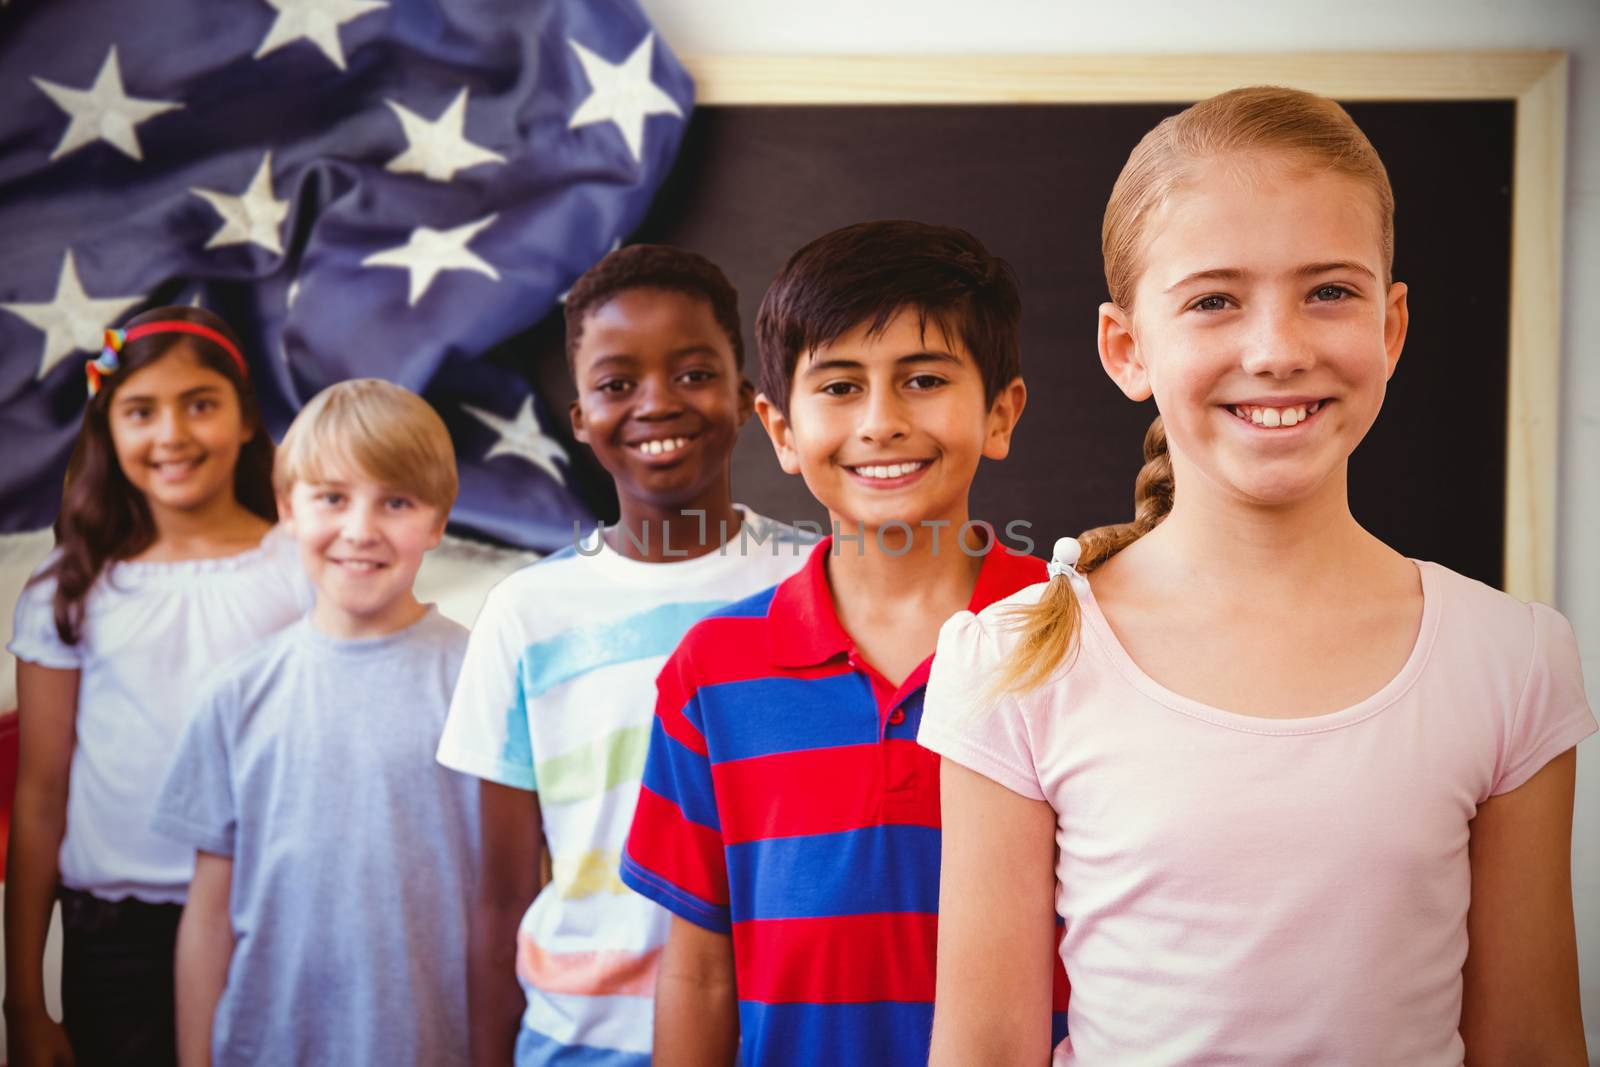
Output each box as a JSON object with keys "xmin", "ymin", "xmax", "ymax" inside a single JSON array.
[{"xmin": 499, "ymin": 54, "xmax": 1566, "ymax": 600}]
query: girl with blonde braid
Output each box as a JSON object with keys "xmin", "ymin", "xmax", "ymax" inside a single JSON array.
[{"xmin": 920, "ymin": 87, "xmax": 1593, "ymax": 1065}]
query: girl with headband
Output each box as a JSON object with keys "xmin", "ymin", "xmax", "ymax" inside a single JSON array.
[{"xmin": 5, "ymin": 305, "xmax": 311, "ymax": 1066}]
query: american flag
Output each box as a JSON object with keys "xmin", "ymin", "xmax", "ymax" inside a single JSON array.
[{"xmin": 0, "ymin": 0, "xmax": 694, "ymax": 550}]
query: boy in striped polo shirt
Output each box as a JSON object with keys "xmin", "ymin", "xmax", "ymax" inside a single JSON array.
[
  {"xmin": 436, "ymin": 246, "xmax": 810, "ymax": 1066},
  {"xmin": 622, "ymin": 221, "xmax": 1068, "ymax": 1066}
]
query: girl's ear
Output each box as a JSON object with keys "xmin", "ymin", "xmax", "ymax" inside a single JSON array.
[
  {"xmin": 1098, "ymin": 302, "xmax": 1152, "ymax": 402},
  {"xmin": 753, "ymin": 393, "xmax": 802, "ymax": 476},
  {"xmin": 1383, "ymin": 281, "xmax": 1409, "ymax": 380},
  {"xmin": 275, "ymin": 492, "xmax": 296, "ymax": 529}
]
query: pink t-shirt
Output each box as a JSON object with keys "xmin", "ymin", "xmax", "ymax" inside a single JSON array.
[{"xmin": 919, "ymin": 560, "xmax": 1595, "ymax": 1065}]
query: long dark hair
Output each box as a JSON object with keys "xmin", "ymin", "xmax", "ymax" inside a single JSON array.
[{"xmin": 40, "ymin": 306, "xmax": 276, "ymax": 645}]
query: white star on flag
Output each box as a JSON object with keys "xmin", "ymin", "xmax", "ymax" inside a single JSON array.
[
  {"xmin": 191, "ymin": 152, "xmax": 290, "ymax": 255},
  {"xmin": 566, "ymin": 33, "xmax": 682, "ymax": 165},
  {"xmin": 1, "ymin": 250, "xmax": 143, "ymax": 381},
  {"xmin": 362, "ymin": 214, "xmax": 500, "ymax": 306},
  {"xmin": 462, "ymin": 396, "xmax": 569, "ymax": 486},
  {"xmin": 254, "ymin": 0, "xmax": 388, "ymax": 72},
  {"xmin": 385, "ymin": 88, "xmax": 506, "ymax": 182},
  {"xmin": 32, "ymin": 47, "xmax": 182, "ymax": 162}
]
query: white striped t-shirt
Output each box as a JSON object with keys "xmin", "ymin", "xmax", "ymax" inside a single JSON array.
[{"xmin": 437, "ymin": 508, "xmax": 811, "ymax": 1066}]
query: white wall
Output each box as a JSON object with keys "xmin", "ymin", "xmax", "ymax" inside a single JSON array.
[{"xmin": 637, "ymin": 0, "xmax": 1600, "ymax": 1049}]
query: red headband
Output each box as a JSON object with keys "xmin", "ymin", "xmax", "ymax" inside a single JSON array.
[{"xmin": 121, "ymin": 320, "xmax": 248, "ymax": 376}]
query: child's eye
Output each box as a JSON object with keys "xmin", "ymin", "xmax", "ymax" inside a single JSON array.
[
  {"xmin": 905, "ymin": 374, "xmax": 947, "ymax": 391},
  {"xmin": 596, "ymin": 379, "xmax": 632, "ymax": 395},
  {"xmin": 190, "ymin": 397, "xmax": 218, "ymax": 414},
  {"xmin": 1191, "ymin": 294, "xmax": 1232, "ymax": 312},
  {"xmin": 316, "ymin": 491, "xmax": 344, "ymax": 505},
  {"xmin": 1311, "ymin": 284, "xmax": 1354, "ymax": 302},
  {"xmin": 678, "ymin": 369, "xmax": 716, "ymax": 385},
  {"xmin": 819, "ymin": 381, "xmax": 859, "ymax": 397},
  {"xmin": 385, "ymin": 497, "xmax": 414, "ymax": 510}
]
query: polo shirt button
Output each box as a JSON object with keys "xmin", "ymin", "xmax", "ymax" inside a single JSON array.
[{"xmin": 888, "ymin": 708, "xmax": 906, "ymax": 725}]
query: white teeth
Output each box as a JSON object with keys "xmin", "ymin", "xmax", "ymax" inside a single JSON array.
[
  {"xmin": 855, "ymin": 461, "xmax": 925, "ymax": 480},
  {"xmin": 1236, "ymin": 403, "xmax": 1317, "ymax": 428},
  {"xmin": 638, "ymin": 437, "xmax": 689, "ymax": 456}
]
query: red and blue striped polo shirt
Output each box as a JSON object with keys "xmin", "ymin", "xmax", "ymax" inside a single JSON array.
[{"xmin": 621, "ymin": 537, "xmax": 1068, "ymax": 1065}]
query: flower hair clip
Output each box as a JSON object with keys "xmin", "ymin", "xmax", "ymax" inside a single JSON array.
[
  {"xmin": 86, "ymin": 328, "xmax": 125, "ymax": 398},
  {"xmin": 1047, "ymin": 536, "xmax": 1090, "ymax": 590}
]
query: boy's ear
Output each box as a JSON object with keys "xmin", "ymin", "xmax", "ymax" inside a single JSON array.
[
  {"xmin": 736, "ymin": 377, "xmax": 755, "ymax": 427},
  {"xmin": 1098, "ymin": 302, "xmax": 1152, "ymax": 402},
  {"xmin": 569, "ymin": 399, "xmax": 589, "ymax": 446},
  {"xmin": 426, "ymin": 508, "xmax": 448, "ymax": 550},
  {"xmin": 275, "ymin": 491, "xmax": 294, "ymax": 527},
  {"xmin": 982, "ymin": 376, "xmax": 1028, "ymax": 461},
  {"xmin": 753, "ymin": 393, "xmax": 802, "ymax": 476},
  {"xmin": 1383, "ymin": 281, "xmax": 1409, "ymax": 380}
]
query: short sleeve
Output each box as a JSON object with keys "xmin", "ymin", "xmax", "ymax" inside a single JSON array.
[
  {"xmin": 436, "ymin": 586, "xmax": 537, "ymax": 791},
  {"xmin": 264, "ymin": 524, "xmax": 316, "ymax": 614},
  {"xmin": 7, "ymin": 566, "xmax": 80, "ymax": 670},
  {"xmin": 150, "ymin": 683, "xmax": 239, "ymax": 857},
  {"xmin": 918, "ymin": 609, "xmax": 1046, "ymax": 802},
  {"xmin": 619, "ymin": 643, "xmax": 730, "ymax": 933},
  {"xmin": 1490, "ymin": 603, "xmax": 1598, "ymax": 797}
]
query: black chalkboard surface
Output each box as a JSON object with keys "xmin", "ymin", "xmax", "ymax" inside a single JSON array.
[{"xmin": 515, "ymin": 101, "xmax": 1514, "ymax": 588}]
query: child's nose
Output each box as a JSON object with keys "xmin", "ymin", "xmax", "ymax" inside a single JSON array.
[
  {"xmin": 633, "ymin": 374, "xmax": 684, "ymax": 418},
  {"xmin": 1240, "ymin": 305, "xmax": 1316, "ymax": 379},
  {"xmin": 857, "ymin": 387, "xmax": 910, "ymax": 444},
  {"xmin": 155, "ymin": 407, "xmax": 190, "ymax": 444},
  {"xmin": 339, "ymin": 504, "xmax": 380, "ymax": 543}
]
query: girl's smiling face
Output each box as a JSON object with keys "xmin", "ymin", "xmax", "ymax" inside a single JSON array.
[
  {"xmin": 1099, "ymin": 151, "xmax": 1409, "ymax": 512},
  {"xmin": 107, "ymin": 344, "xmax": 254, "ymax": 521}
]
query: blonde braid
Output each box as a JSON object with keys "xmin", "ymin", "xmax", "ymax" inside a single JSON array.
[
  {"xmin": 993, "ymin": 416, "xmax": 1172, "ymax": 697},
  {"xmin": 1078, "ymin": 416, "xmax": 1173, "ymax": 572}
]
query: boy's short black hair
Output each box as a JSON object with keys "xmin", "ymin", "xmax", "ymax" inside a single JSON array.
[
  {"xmin": 754, "ymin": 220, "xmax": 1021, "ymax": 415},
  {"xmin": 563, "ymin": 244, "xmax": 744, "ymax": 372}
]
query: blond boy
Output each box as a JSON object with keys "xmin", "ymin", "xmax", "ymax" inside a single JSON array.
[{"xmin": 152, "ymin": 380, "xmax": 476, "ymax": 1066}]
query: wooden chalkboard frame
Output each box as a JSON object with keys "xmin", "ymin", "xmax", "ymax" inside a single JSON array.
[{"xmin": 680, "ymin": 51, "xmax": 1568, "ymax": 603}]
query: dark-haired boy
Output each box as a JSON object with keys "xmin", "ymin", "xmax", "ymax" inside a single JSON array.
[
  {"xmin": 436, "ymin": 245, "xmax": 810, "ymax": 1066},
  {"xmin": 622, "ymin": 221, "xmax": 1068, "ymax": 1066}
]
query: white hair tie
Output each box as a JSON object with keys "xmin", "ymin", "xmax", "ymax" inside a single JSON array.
[{"xmin": 1046, "ymin": 536, "xmax": 1089, "ymax": 590}]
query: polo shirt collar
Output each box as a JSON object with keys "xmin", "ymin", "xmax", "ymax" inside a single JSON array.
[{"xmin": 766, "ymin": 535, "xmax": 1043, "ymax": 669}]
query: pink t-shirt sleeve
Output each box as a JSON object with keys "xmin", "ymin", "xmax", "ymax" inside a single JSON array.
[
  {"xmin": 919, "ymin": 607, "xmax": 1047, "ymax": 802},
  {"xmin": 1489, "ymin": 602, "xmax": 1597, "ymax": 797}
]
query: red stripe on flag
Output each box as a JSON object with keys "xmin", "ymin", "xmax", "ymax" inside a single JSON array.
[{"xmin": 732, "ymin": 912, "xmax": 938, "ymax": 1004}]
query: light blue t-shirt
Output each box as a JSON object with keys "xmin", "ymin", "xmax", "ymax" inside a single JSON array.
[{"xmin": 153, "ymin": 607, "xmax": 475, "ymax": 1067}]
